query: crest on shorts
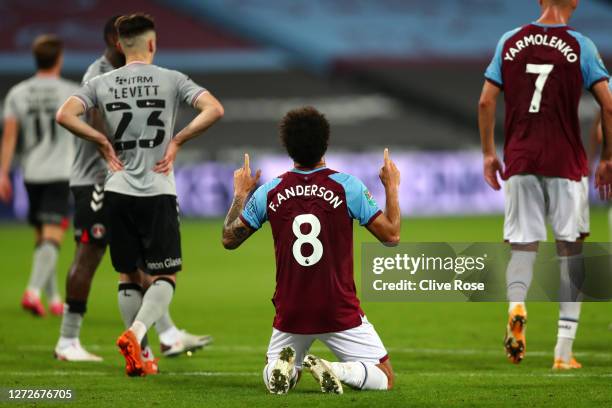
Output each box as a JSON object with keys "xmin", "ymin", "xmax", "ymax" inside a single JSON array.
[{"xmin": 91, "ymin": 223, "xmax": 106, "ymax": 239}]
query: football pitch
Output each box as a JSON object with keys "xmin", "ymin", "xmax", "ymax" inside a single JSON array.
[{"xmin": 1, "ymin": 210, "xmax": 612, "ymax": 407}]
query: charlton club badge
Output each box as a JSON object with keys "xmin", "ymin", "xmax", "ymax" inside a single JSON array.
[{"xmin": 91, "ymin": 223, "xmax": 106, "ymax": 239}]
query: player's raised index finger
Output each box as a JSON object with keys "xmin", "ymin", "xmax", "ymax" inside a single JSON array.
[
  {"xmin": 384, "ymin": 148, "xmax": 390, "ymax": 164},
  {"xmin": 244, "ymin": 153, "xmax": 250, "ymax": 170}
]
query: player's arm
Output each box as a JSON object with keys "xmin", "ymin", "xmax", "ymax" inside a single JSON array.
[
  {"xmin": 587, "ymin": 112, "xmax": 602, "ymax": 176},
  {"xmin": 478, "ymin": 80, "xmax": 503, "ymax": 190},
  {"xmin": 366, "ymin": 149, "xmax": 401, "ymax": 245},
  {"xmin": 154, "ymin": 92, "xmax": 224, "ymax": 175},
  {"xmin": 56, "ymin": 97, "xmax": 123, "ymax": 171},
  {"xmin": 592, "ymin": 81, "xmax": 612, "ymax": 199},
  {"xmin": 0, "ymin": 116, "xmax": 19, "ymax": 202},
  {"xmin": 90, "ymin": 107, "xmax": 106, "ymax": 134},
  {"xmin": 222, "ymin": 154, "xmax": 261, "ymax": 250}
]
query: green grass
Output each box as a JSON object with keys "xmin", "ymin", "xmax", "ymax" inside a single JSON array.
[{"xmin": 1, "ymin": 210, "xmax": 612, "ymax": 407}]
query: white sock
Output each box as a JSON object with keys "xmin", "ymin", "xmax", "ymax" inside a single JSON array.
[
  {"xmin": 44, "ymin": 265, "xmax": 61, "ymax": 304},
  {"xmin": 555, "ymin": 302, "xmax": 581, "ymax": 361},
  {"xmin": 50, "ymin": 294, "xmax": 62, "ymax": 304},
  {"xmin": 263, "ymin": 361, "xmax": 298, "ymax": 391},
  {"xmin": 506, "ymin": 250, "xmax": 536, "ymax": 302},
  {"xmin": 555, "ymin": 337, "xmax": 574, "ymax": 362},
  {"xmin": 559, "ymin": 255, "xmax": 585, "ymax": 302},
  {"xmin": 141, "ymin": 345, "xmax": 155, "ymax": 361},
  {"xmin": 132, "ymin": 279, "xmax": 175, "ymax": 337},
  {"xmin": 158, "ymin": 326, "xmax": 181, "ymax": 345},
  {"xmin": 59, "ymin": 310, "xmax": 83, "ymax": 340},
  {"xmin": 26, "ymin": 288, "xmax": 41, "ymax": 298},
  {"xmin": 129, "ymin": 321, "xmax": 147, "ymax": 344},
  {"xmin": 57, "ymin": 336, "xmax": 79, "ymax": 350},
  {"xmin": 330, "ymin": 361, "xmax": 388, "ymax": 390},
  {"xmin": 27, "ymin": 241, "xmax": 59, "ymax": 295},
  {"xmin": 154, "ymin": 312, "xmax": 176, "ymax": 336},
  {"xmin": 508, "ymin": 301, "xmax": 526, "ymax": 314}
]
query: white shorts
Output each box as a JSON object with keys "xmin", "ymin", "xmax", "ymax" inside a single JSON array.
[
  {"xmin": 504, "ymin": 175, "xmax": 589, "ymax": 243},
  {"xmin": 266, "ymin": 316, "xmax": 388, "ymax": 369}
]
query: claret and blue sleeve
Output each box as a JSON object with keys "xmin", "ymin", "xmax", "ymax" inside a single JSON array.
[
  {"xmin": 484, "ymin": 27, "xmax": 521, "ymax": 88},
  {"xmin": 329, "ymin": 173, "xmax": 382, "ymax": 226},
  {"xmin": 240, "ymin": 178, "xmax": 281, "ymax": 230},
  {"xmin": 567, "ymin": 31, "xmax": 609, "ymax": 89}
]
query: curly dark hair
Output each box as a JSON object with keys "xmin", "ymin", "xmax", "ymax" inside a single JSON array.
[
  {"xmin": 103, "ymin": 15, "xmax": 121, "ymax": 46},
  {"xmin": 279, "ymin": 107, "xmax": 330, "ymax": 167}
]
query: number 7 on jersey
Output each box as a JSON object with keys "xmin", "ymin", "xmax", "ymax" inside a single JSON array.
[{"xmin": 526, "ymin": 64, "xmax": 554, "ymax": 113}]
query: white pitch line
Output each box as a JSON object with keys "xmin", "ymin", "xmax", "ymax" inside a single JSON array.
[
  {"xmin": 15, "ymin": 345, "xmax": 612, "ymax": 359},
  {"xmin": 8, "ymin": 371, "xmax": 109, "ymax": 377},
  {"xmin": 166, "ymin": 371, "xmax": 258, "ymax": 377},
  {"xmin": 416, "ymin": 372, "xmax": 612, "ymax": 379},
  {"xmin": 16, "ymin": 345, "xmax": 268, "ymax": 352},
  {"xmin": 386, "ymin": 348, "xmax": 603, "ymax": 358},
  {"xmin": 6, "ymin": 370, "xmax": 612, "ymax": 379},
  {"xmin": 6, "ymin": 371, "xmax": 259, "ymax": 377}
]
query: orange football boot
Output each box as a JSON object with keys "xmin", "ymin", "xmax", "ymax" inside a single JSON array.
[
  {"xmin": 116, "ymin": 330, "xmax": 144, "ymax": 377},
  {"xmin": 552, "ymin": 355, "xmax": 582, "ymax": 370},
  {"xmin": 143, "ymin": 358, "xmax": 160, "ymax": 375},
  {"xmin": 21, "ymin": 291, "xmax": 45, "ymax": 317},
  {"xmin": 504, "ymin": 304, "xmax": 527, "ymax": 364},
  {"xmin": 49, "ymin": 301, "xmax": 64, "ymax": 316}
]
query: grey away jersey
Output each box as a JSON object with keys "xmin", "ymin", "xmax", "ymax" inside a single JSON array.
[
  {"xmin": 73, "ymin": 62, "xmax": 206, "ymax": 196},
  {"xmin": 70, "ymin": 55, "xmax": 114, "ymax": 186},
  {"xmin": 3, "ymin": 76, "xmax": 78, "ymax": 182}
]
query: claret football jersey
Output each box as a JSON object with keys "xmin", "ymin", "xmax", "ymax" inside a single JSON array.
[
  {"xmin": 240, "ymin": 167, "xmax": 382, "ymax": 334},
  {"xmin": 485, "ymin": 22, "xmax": 609, "ymax": 181}
]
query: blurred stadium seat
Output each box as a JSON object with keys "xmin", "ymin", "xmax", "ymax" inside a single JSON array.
[{"xmin": 1, "ymin": 0, "xmax": 611, "ymax": 218}]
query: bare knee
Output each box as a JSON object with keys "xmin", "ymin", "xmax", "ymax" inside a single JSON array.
[
  {"xmin": 72, "ymin": 244, "xmax": 105, "ymax": 274},
  {"xmin": 556, "ymin": 240, "xmax": 583, "ymax": 256},
  {"xmin": 65, "ymin": 244, "xmax": 107, "ymax": 301},
  {"xmin": 142, "ymin": 271, "xmax": 153, "ymax": 289},
  {"xmin": 120, "ymin": 270, "xmax": 145, "ymax": 286},
  {"xmin": 511, "ymin": 242, "xmax": 539, "ymax": 252},
  {"xmin": 33, "ymin": 227, "xmax": 42, "ymax": 244},
  {"xmin": 152, "ymin": 274, "xmax": 176, "ymax": 284},
  {"xmin": 141, "ymin": 271, "xmax": 176, "ymax": 290},
  {"xmin": 41, "ymin": 224, "xmax": 65, "ymax": 244}
]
